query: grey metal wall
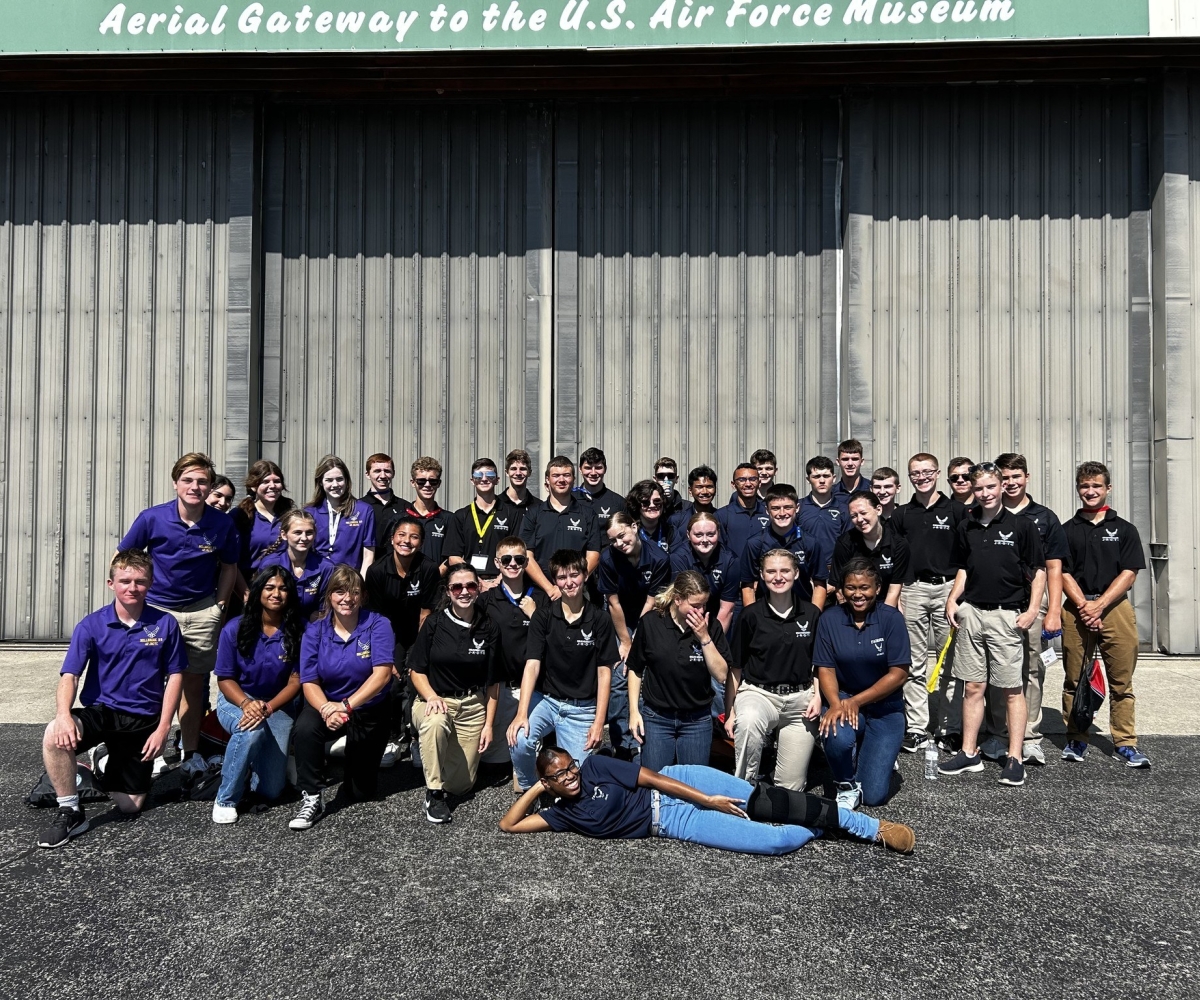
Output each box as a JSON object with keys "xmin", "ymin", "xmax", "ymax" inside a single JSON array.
[
  {"xmin": 553, "ymin": 101, "xmax": 841, "ymax": 492},
  {"xmin": 0, "ymin": 96, "xmax": 246, "ymax": 641},
  {"xmin": 260, "ymin": 103, "xmax": 551, "ymax": 512},
  {"xmin": 844, "ymin": 85, "xmax": 1155, "ymax": 642}
]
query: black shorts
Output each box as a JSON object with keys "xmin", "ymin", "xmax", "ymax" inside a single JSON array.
[{"xmin": 72, "ymin": 704, "xmax": 159, "ymax": 795}]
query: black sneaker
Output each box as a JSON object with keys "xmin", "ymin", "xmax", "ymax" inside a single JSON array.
[
  {"xmin": 37, "ymin": 806, "xmax": 88, "ymax": 848},
  {"xmin": 424, "ymin": 789, "xmax": 452, "ymax": 825},
  {"xmin": 901, "ymin": 731, "xmax": 931, "ymax": 753},
  {"xmin": 998, "ymin": 756, "xmax": 1026, "ymax": 786},
  {"xmin": 938, "ymin": 750, "xmax": 984, "ymax": 775},
  {"xmin": 937, "ymin": 732, "xmax": 963, "ymax": 754}
]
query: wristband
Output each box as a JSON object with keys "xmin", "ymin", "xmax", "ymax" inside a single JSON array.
[
  {"xmin": 700, "ymin": 638, "xmax": 713, "ymax": 647},
  {"xmin": 343, "ymin": 698, "xmax": 353, "ymax": 715}
]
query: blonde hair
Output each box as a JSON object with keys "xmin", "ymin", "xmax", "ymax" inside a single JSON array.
[{"xmin": 653, "ymin": 570, "xmax": 710, "ymax": 615}]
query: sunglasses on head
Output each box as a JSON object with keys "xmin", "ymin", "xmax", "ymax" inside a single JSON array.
[
  {"xmin": 414, "ymin": 477, "xmax": 441, "ymax": 487},
  {"xmin": 499, "ymin": 554, "xmax": 527, "ymax": 567},
  {"xmin": 449, "ymin": 581, "xmax": 479, "ymax": 595},
  {"xmin": 968, "ymin": 462, "xmax": 998, "ymax": 475}
]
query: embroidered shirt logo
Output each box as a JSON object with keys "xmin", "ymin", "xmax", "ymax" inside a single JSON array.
[
  {"xmin": 711, "ymin": 569, "xmax": 723, "ymax": 582},
  {"xmin": 139, "ymin": 622, "xmax": 163, "ymax": 646},
  {"xmin": 1102, "ymin": 529, "xmax": 1121, "ymax": 543},
  {"xmin": 871, "ymin": 637, "xmax": 885, "ymax": 654},
  {"xmin": 197, "ymin": 533, "xmax": 216, "ymax": 554},
  {"xmin": 658, "ymin": 539, "xmax": 669, "ymax": 552},
  {"xmin": 407, "ymin": 581, "xmax": 422, "ymax": 597},
  {"xmin": 569, "ymin": 518, "xmax": 583, "ymax": 532},
  {"xmin": 592, "ymin": 786, "xmax": 608, "ymax": 801},
  {"xmin": 830, "ymin": 510, "xmax": 840, "ymax": 520},
  {"xmin": 880, "ymin": 555, "xmax": 894, "ymax": 571},
  {"xmin": 305, "ymin": 579, "xmax": 320, "ymax": 595},
  {"xmin": 577, "ymin": 629, "xmax": 595, "ymax": 647},
  {"xmin": 641, "ymin": 570, "xmax": 654, "ymax": 583},
  {"xmin": 600, "ymin": 507, "xmax": 612, "ymax": 518},
  {"xmin": 995, "ymin": 531, "xmax": 1015, "ymax": 547},
  {"xmin": 495, "ymin": 518, "xmax": 509, "ymax": 531},
  {"xmin": 431, "ymin": 524, "xmax": 445, "ymax": 538},
  {"xmin": 356, "ymin": 639, "xmax": 372, "ymax": 659},
  {"xmin": 346, "ymin": 514, "xmax": 361, "ymax": 526},
  {"xmin": 795, "ymin": 622, "xmax": 811, "ymax": 638},
  {"xmin": 758, "ymin": 517, "xmax": 770, "ymax": 527},
  {"xmin": 468, "ymin": 637, "xmax": 487, "ymax": 656},
  {"xmin": 689, "ymin": 644, "xmax": 704, "ymax": 662},
  {"xmin": 933, "ymin": 516, "xmax": 950, "ymax": 530}
]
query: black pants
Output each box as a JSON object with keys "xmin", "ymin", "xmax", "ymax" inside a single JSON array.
[{"xmin": 294, "ymin": 698, "xmax": 390, "ymax": 801}]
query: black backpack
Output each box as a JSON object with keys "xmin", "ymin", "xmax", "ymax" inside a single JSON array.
[{"xmin": 26, "ymin": 760, "xmax": 109, "ymax": 808}]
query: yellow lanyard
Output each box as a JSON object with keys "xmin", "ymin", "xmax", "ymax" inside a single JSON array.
[{"xmin": 470, "ymin": 502, "xmax": 497, "ymax": 542}]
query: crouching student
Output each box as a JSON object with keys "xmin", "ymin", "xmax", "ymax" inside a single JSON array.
[
  {"xmin": 211, "ymin": 567, "xmax": 304, "ymax": 824},
  {"xmin": 506, "ymin": 550, "xmax": 619, "ymax": 792},
  {"xmin": 498, "ymin": 745, "xmax": 915, "ymax": 855},
  {"xmin": 407, "ymin": 565, "xmax": 501, "ymax": 825},
  {"xmin": 37, "ymin": 550, "xmax": 186, "ymax": 848},
  {"xmin": 290, "ymin": 566, "xmax": 394, "ymax": 831}
]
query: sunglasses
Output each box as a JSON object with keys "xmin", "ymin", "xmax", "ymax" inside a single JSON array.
[
  {"xmin": 414, "ymin": 477, "xmax": 441, "ymax": 487},
  {"xmin": 472, "ymin": 472, "xmax": 499, "ymax": 481},
  {"xmin": 949, "ymin": 474, "xmax": 971, "ymax": 483},
  {"xmin": 449, "ymin": 581, "xmax": 479, "ymax": 595},
  {"xmin": 655, "ymin": 474, "xmax": 675, "ymax": 482},
  {"xmin": 643, "ymin": 500, "xmax": 664, "ymax": 510},
  {"xmin": 498, "ymin": 554, "xmax": 527, "ymax": 567}
]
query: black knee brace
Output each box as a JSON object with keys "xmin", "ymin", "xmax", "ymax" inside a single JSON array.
[{"xmin": 746, "ymin": 782, "xmax": 838, "ymax": 831}]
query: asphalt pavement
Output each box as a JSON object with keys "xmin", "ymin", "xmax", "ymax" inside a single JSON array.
[{"xmin": 1, "ymin": 725, "xmax": 1195, "ymax": 1000}]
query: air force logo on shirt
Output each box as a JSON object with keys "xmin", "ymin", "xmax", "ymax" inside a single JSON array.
[
  {"xmin": 592, "ymin": 786, "xmax": 608, "ymax": 801},
  {"xmin": 795, "ymin": 622, "xmax": 811, "ymax": 638},
  {"xmin": 933, "ymin": 516, "xmax": 950, "ymax": 530},
  {"xmin": 1103, "ymin": 528, "xmax": 1121, "ymax": 543},
  {"xmin": 569, "ymin": 518, "xmax": 583, "ymax": 533},
  {"xmin": 600, "ymin": 506, "xmax": 612, "ymax": 518},
  {"xmin": 495, "ymin": 518, "xmax": 509, "ymax": 531},
  {"xmin": 139, "ymin": 622, "xmax": 163, "ymax": 646},
  {"xmin": 356, "ymin": 639, "xmax": 372, "ymax": 659},
  {"xmin": 880, "ymin": 555, "xmax": 894, "ymax": 571},
  {"xmin": 641, "ymin": 569, "xmax": 654, "ymax": 583},
  {"xmin": 198, "ymin": 534, "xmax": 216, "ymax": 554},
  {"xmin": 407, "ymin": 581, "xmax": 422, "ymax": 597},
  {"xmin": 871, "ymin": 637, "xmax": 885, "ymax": 655},
  {"xmin": 758, "ymin": 516, "xmax": 770, "ymax": 527},
  {"xmin": 468, "ymin": 637, "xmax": 487, "ymax": 656},
  {"xmin": 432, "ymin": 523, "xmax": 445, "ymax": 538},
  {"xmin": 995, "ymin": 531, "xmax": 1016, "ymax": 547},
  {"xmin": 690, "ymin": 644, "xmax": 704, "ymax": 662},
  {"xmin": 829, "ymin": 510, "xmax": 841, "ymax": 520},
  {"xmin": 305, "ymin": 579, "xmax": 320, "ymax": 595},
  {"xmin": 711, "ymin": 568, "xmax": 723, "ymax": 583},
  {"xmin": 577, "ymin": 629, "xmax": 595, "ymax": 647}
]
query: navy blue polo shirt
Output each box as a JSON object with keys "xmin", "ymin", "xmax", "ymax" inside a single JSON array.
[
  {"xmin": 639, "ymin": 522, "xmax": 673, "ymax": 555},
  {"xmin": 1008, "ymin": 497, "xmax": 1070, "ymax": 564},
  {"xmin": 305, "ymin": 499, "xmax": 376, "ymax": 569},
  {"xmin": 119, "ymin": 501, "xmax": 240, "ymax": 609},
  {"xmin": 670, "ymin": 543, "xmax": 739, "ymax": 619},
  {"xmin": 812, "ymin": 602, "xmax": 909, "ymax": 713},
  {"xmin": 298, "ymin": 609, "xmax": 395, "ymax": 705},
  {"xmin": 540, "ymin": 754, "xmax": 652, "ymax": 840},
  {"xmin": 797, "ymin": 494, "xmax": 850, "ymax": 584},
  {"xmin": 666, "ymin": 501, "xmax": 719, "ymax": 540},
  {"xmin": 262, "ymin": 550, "xmax": 334, "ymax": 620},
  {"xmin": 573, "ymin": 484, "xmax": 626, "ymax": 538},
  {"xmin": 61, "ymin": 603, "xmax": 187, "ymax": 717},
  {"xmin": 716, "ymin": 498, "xmax": 770, "ymax": 561},
  {"xmin": 597, "ymin": 541, "xmax": 672, "ymax": 628},
  {"xmin": 518, "ymin": 496, "xmax": 602, "ymax": 571},
  {"xmin": 214, "ymin": 619, "xmax": 298, "ymax": 700},
  {"xmin": 737, "ymin": 523, "xmax": 815, "ymax": 602},
  {"xmin": 832, "ymin": 476, "xmax": 869, "ymax": 500}
]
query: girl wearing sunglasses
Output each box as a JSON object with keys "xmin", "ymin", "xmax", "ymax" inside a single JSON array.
[
  {"xmin": 625, "ymin": 479, "xmax": 673, "ymax": 555},
  {"xmin": 407, "ymin": 565, "xmax": 501, "ymax": 824}
]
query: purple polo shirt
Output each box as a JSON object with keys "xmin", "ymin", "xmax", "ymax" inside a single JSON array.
[
  {"xmin": 233, "ymin": 506, "xmax": 288, "ymax": 575},
  {"xmin": 305, "ymin": 499, "xmax": 376, "ymax": 569},
  {"xmin": 119, "ymin": 500, "xmax": 239, "ymax": 609},
  {"xmin": 214, "ymin": 619, "xmax": 298, "ymax": 700},
  {"xmin": 262, "ymin": 550, "xmax": 334, "ymax": 619},
  {"xmin": 61, "ymin": 603, "xmax": 187, "ymax": 717},
  {"xmin": 299, "ymin": 609, "xmax": 394, "ymax": 705}
]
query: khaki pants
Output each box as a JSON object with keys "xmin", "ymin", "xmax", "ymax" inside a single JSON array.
[
  {"xmin": 412, "ymin": 692, "xmax": 487, "ymax": 795},
  {"xmin": 481, "ymin": 685, "xmax": 520, "ymax": 764},
  {"xmin": 901, "ymin": 580, "xmax": 958, "ymax": 735},
  {"xmin": 732, "ymin": 683, "xmax": 818, "ymax": 791},
  {"xmin": 150, "ymin": 595, "xmax": 222, "ymax": 675},
  {"xmin": 985, "ymin": 593, "xmax": 1049, "ymax": 743},
  {"xmin": 1062, "ymin": 599, "xmax": 1139, "ymax": 747}
]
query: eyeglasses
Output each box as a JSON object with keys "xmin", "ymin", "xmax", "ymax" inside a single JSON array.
[
  {"xmin": 643, "ymin": 500, "xmax": 664, "ymax": 510},
  {"xmin": 449, "ymin": 581, "xmax": 479, "ymax": 595},
  {"xmin": 472, "ymin": 472, "xmax": 499, "ymax": 481},
  {"xmin": 543, "ymin": 760, "xmax": 579, "ymax": 783},
  {"xmin": 948, "ymin": 474, "xmax": 971, "ymax": 483},
  {"xmin": 734, "ymin": 476, "xmax": 758, "ymax": 484},
  {"xmin": 909, "ymin": 470, "xmax": 938, "ymax": 480},
  {"xmin": 498, "ymin": 554, "xmax": 527, "ymax": 567},
  {"xmin": 414, "ymin": 477, "xmax": 441, "ymax": 487}
]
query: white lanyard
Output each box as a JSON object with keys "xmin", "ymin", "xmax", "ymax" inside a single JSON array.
[{"xmin": 327, "ymin": 500, "xmax": 342, "ymax": 548}]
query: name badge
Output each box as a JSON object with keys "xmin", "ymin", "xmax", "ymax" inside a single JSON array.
[
  {"xmin": 470, "ymin": 554, "xmax": 489, "ymax": 571},
  {"xmin": 1039, "ymin": 646, "xmax": 1059, "ymax": 667}
]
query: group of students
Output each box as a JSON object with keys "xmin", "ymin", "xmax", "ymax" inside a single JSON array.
[{"xmin": 34, "ymin": 440, "xmax": 1147, "ymax": 858}]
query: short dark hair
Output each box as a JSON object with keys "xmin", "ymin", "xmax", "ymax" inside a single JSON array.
[
  {"xmin": 837, "ymin": 439, "xmax": 863, "ymax": 457},
  {"xmin": 750, "ymin": 449, "xmax": 777, "ymax": 466},
  {"xmin": 688, "ymin": 465, "xmax": 718, "ymax": 485},
  {"xmin": 210, "ymin": 474, "xmax": 234, "ymax": 494},
  {"xmin": 625, "ymin": 479, "xmax": 663, "ymax": 515},
  {"xmin": 505, "ymin": 449, "xmax": 532, "ymax": 470},
  {"xmin": 471, "ymin": 457, "xmax": 498, "ymax": 475},
  {"xmin": 847, "ymin": 490, "xmax": 881, "ymax": 510},
  {"xmin": 548, "ymin": 549, "xmax": 588, "ymax": 579},
  {"xmin": 732, "ymin": 462, "xmax": 758, "ymax": 479},
  {"xmin": 654, "ymin": 457, "xmax": 678, "ymax": 475},
  {"xmin": 871, "ymin": 467, "xmax": 900, "ymax": 485},
  {"xmin": 535, "ymin": 742, "xmax": 570, "ymax": 777},
  {"xmin": 763, "ymin": 483, "xmax": 799, "ymax": 505},
  {"xmin": 390, "ymin": 516, "xmax": 426, "ymax": 541},
  {"xmin": 171, "ymin": 452, "xmax": 216, "ymax": 483},
  {"xmin": 948, "ymin": 456, "xmax": 974, "ymax": 473},
  {"xmin": 1076, "ymin": 461, "xmax": 1111, "ymax": 486},
  {"xmin": 806, "ymin": 455, "xmax": 836, "ymax": 476},
  {"xmin": 994, "ymin": 452, "xmax": 1028, "ymax": 474},
  {"xmin": 841, "ymin": 556, "xmax": 882, "ymax": 588},
  {"xmin": 579, "ymin": 447, "xmax": 607, "ymax": 467},
  {"xmin": 545, "ymin": 455, "xmax": 575, "ymax": 477}
]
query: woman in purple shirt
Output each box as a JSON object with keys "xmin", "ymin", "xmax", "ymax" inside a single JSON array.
[
  {"xmin": 264, "ymin": 509, "xmax": 333, "ymax": 621},
  {"xmin": 231, "ymin": 460, "xmax": 294, "ymax": 592},
  {"xmin": 212, "ymin": 567, "xmax": 303, "ymax": 824},
  {"xmin": 290, "ymin": 564, "xmax": 394, "ymax": 830},
  {"xmin": 305, "ymin": 455, "xmax": 376, "ymax": 575}
]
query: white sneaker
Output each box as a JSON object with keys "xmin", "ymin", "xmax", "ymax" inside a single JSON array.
[
  {"xmin": 979, "ymin": 737, "xmax": 1008, "ymax": 762},
  {"xmin": 289, "ymin": 792, "xmax": 323, "ymax": 831},
  {"xmin": 835, "ymin": 782, "xmax": 863, "ymax": 811},
  {"xmin": 1022, "ymin": 741, "xmax": 1046, "ymax": 766},
  {"xmin": 379, "ymin": 741, "xmax": 400, "ymax": 769},
  {"xmin": 328, "ymin": 736, "xmax": 347, "ymax": 759},
  {"xmin": 152, "ymin": 755, "xmax": 172, "ymax": 777},
  {"xmin": 211, "ymin": 803, "xmax": 239, "ymax": 825}
]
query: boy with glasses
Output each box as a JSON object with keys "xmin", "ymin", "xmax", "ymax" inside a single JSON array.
[
  {"xmin": 502, "ymin": 449, "xmax": 540, "ymax": 515},
  {"xmin": 654, "ymin": 456, "xmax": 684, "ymax": 521},
  {"xmin": 396, "ymin": 457, "xmax": 451, "ymax": 572},
  {"xmin": 518, "ymin": 456, "xmax": 602, "ymax": 600},
  {"xmin": 717, "ymin": 463, "xmax": 769, "ymax": 563},
  {"xmin": 444, "ymin": 457, "xmax": 521, "ymax": 590}
]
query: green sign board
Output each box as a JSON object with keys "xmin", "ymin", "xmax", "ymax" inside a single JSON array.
[{"xmin": 0, "ymin": 0, "xmax": 1150, "ymax": 54}]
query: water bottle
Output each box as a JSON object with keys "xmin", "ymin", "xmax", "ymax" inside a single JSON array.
[{"xmin": 924, "ymin": 739, "xmax": 939, "ymax": 781}]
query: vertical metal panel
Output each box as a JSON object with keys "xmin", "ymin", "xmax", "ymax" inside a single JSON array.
[
  {"xmin": 261, "ymin": 103, "xmax": 541, "ymax": 512},
  {"xmin": 846, "ymin": 84, "xmax": 1154, "ymax": 644},
  {"xmin": 0, "ymin": 95, "xmax": 234, "ymax": 639},
  {"xmin": 562, "ymin": 100, "xmax": 839, "ymax": 494}
]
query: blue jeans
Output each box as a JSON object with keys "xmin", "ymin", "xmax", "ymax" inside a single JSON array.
[
  {"xmin": 640, "ymin": 704, "xmax": 712, "ymax": 771},
  {"xmin": 215, "ymin": 693, "xmax": 294, "ymax": 807},
  {"xmin": 656, "ymin": 765, "xmax": 880, "ymax": 854},
  {"xmin": 606, "ymin": 664, "xmax": 639, "ymax": 756},
  {"xmin": 822, "ymin": 697, "xmax": 906, "ymax": 806},
  {"xmin": 511, "ymin": 692, "xmax": 598, "ymax": 790}
]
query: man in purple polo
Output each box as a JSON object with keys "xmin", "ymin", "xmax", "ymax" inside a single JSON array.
[
  {"xmin": 37, "ymin": 550, "xmax": 186, "ymax": 847},
  {"xmin": 119, "ymin": 452, "xmax": 239, "ymax": 780}
]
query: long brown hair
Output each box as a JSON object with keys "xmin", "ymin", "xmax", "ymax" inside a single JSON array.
[
  {"xmin": 238, "ymin": 459, "xmax": 295, "ymax": 519},
  {"xmin": 310, "ymin": 455, "xmax": 357, "ymax": 516}
]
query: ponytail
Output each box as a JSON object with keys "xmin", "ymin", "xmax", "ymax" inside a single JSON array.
[{"xmin": 653, "ymin": 569, "xmax": 710, "ymax": 615}]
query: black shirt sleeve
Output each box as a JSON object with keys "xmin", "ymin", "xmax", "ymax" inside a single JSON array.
[
  {"xmin": 1020, "ymin": 519, "xmax": 1046, "ymax": 572},
  {"xmin": 1119, "ymin": 521, "xmax": 1147, "ymax": 572},
  {"xmin": 526, "ymin": 607, "xmax": 550, "ymax": 662},
  {"xmin": 950, "ymin": 521, "xmax": 970, "ymax": 573},
  {"xmin": 406, "ymin": 614, "xmax": 437, "ymax": 674},
  {"xmin": 441, "ymin": 511, "xmax": 467, "ymax": 560},
  {"xmin": 585, "ymin": 509, "xmax": 602, "ymax": 553},
  {"xmin": 594, "ymin": 610, "xmax": 620, "ymax": 666},
  {"xmin": 626, "ymin": 622, "xmax": 650, "ymax": 678},
  {"xmin": 733, "ymin": 608, "xmax": 755, "ymax": 670},
  {"xmin": 892, "ymin": 535, "xmax": 913, "ymax": 586}
]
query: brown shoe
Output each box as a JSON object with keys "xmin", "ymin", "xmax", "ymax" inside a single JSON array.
[{"xmin": 877, "ymin": 820, "xmax": 915, "ymax": 854}]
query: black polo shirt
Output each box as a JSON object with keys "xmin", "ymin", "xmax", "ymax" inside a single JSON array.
[
  {"xmin": 628, "ymin": 610, "xmax": 731, "ymax": 714},
  {"xmin": 1007, "ymin": 496, "xmax": 1070, "ymax": 563},
  {"xmin": 442, "ymin": 498, "xmax": 523, "ymax": 578},
  {"xmin": 733, "ymin": 598, "xmax": 820, "ymax": 689},
  {"xmin": 891, "ymin": 492, "xmax": 963, "ymax": 580},
  {"xmin": 362, "ymin": 491, "xmax": 410, "ymax": 551},
  {"xmin": 828, "ymin": 520, "xmax": 913, "ymax": 592},
  {"xmin": 952, "ymin": 506, "xmax": 1045, "ymax": 608},
  {"xmin": 364, "ymin": 551, "xmax": 442, "ymax": 653},
  {"xmin": 477, "ymin": 582, "xmax": 552, "ymax": 686},
  {"xmin": 391, "ymin": 498, "xmax": 451, "ymax": 568},
  {"xmin": 573, "ymin": 484, "xmax": 626, "ymax": 538},
  {"xmin": 526, "ymin": 601, "xmax": 619, "ymax": 700},
  {"xmin": 518, "ymin": 496, "xmax": 602, "ymax": 571},
  {"xmin": 597, "ymin": 541, "xmax": 672, "ymax": 627},
  {"xmin": 1062, "ymin": 509, "xmax": 1145, "ymax": 597},
  {"xmin": 406, "ymin": 609, "xmax": 501, "ymax": 695},
  {"xmin": 502, "ymin": 488, "xmax": 541, "ymax": 516}
]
